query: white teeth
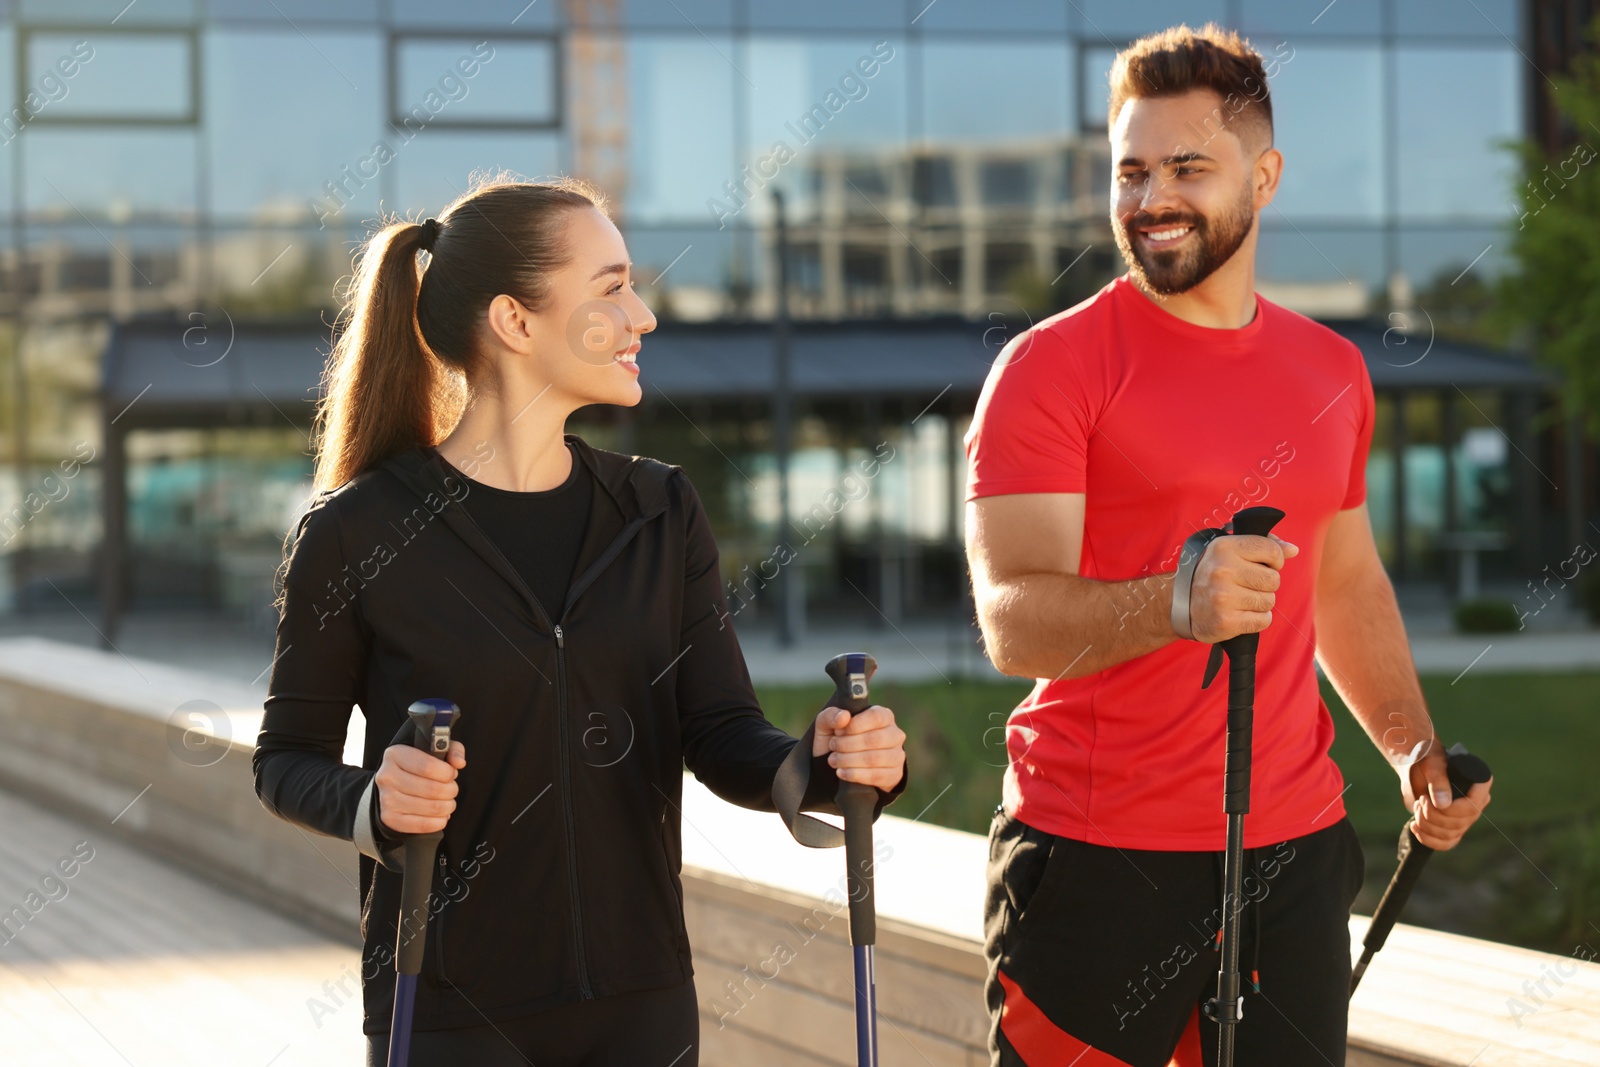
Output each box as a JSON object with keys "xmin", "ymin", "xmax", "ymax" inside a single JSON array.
[
  {"xmin": 614, "ymin": 353, "xmax": 636, "ymax": 363},
  {"xmin": 1146, "ymin": 226, "xmax": 1191, "ymax": 241}
]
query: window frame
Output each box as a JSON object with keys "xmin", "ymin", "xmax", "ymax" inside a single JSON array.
[
  {"xmin": 16, "ymin": 24, "xmax": 200, "ymax": 127},
  {"xmin": 385, "ymin": 30, "xmax": 563, "ymax": 133}
]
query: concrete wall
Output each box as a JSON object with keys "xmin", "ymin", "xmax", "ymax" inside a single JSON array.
[{"xmin": 0, "ymin": 637, "xmax": 1593, "ymax": 1066}]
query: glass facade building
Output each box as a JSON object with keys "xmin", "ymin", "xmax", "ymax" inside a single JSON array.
[{"xmin": 0, "ymin": 0, "xmax": 1570, "ymax": 629}]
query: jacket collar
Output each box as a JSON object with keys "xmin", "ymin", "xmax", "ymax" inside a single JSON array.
[{"xmin": 377, "ymin": 434, "xmax": 676, "ymax": 629}]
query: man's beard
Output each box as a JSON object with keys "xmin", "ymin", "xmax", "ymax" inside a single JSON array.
[{"xmin": 1113, "ymin": 182, "xmax": 1256, "ymax": 296}]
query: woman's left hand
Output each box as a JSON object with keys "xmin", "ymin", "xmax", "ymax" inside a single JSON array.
[{"xmin": 812, "ymin": 704, "xmax": 906, "ymax": 792}]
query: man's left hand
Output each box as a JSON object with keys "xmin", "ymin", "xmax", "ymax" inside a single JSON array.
[{"xmin": 1402, "ymin": 744, "xmax": 1493, "ymax": 851}]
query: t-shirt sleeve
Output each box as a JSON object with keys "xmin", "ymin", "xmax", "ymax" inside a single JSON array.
[
  {"xmin": 1341, "ymin": 348, "xmax": 1376, "ymax": 510},
  {"xmin": 964, "ymin": 326, "xmax": 1096, "ymax": 500}
]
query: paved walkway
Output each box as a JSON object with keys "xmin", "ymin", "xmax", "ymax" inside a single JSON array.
[
  {"xmin": 1, "ymin": 583, "xmax": 1596, "ymax": 690},
  {"xmin": 0, "ymin": 791, "xmax": 363, "ymax": 1066}
]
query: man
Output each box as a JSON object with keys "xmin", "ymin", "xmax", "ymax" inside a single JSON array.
[{"xmin": 964, "ymin": 24, "xmax": 1493, "ymax": 1066}]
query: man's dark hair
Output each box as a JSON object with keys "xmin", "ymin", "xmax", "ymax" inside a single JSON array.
[{"xmin": 1107, "ymin": 23, "xmax": 1274, "ymax": 153}]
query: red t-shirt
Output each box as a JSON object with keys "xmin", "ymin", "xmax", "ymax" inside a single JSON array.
[{"xmin": 964, "ymin": 274, "xmax": 1375, "ymax": 850}]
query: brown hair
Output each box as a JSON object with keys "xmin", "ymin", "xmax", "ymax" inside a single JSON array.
[
  {"xmin": 311, "ymin": 171, "xmax": 610, "ymax": 491},
  {"xmin": 1107, "ymin": 23, "xmax": 1274, "ymax": 151}
]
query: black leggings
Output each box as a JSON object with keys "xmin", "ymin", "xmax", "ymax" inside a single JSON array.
[
  {"xmin": 366, "ymin": 979, "xmax": 699, "ymax": 1067},
  {"xmin": 983, "ymin": 812, "xmax": 1365, "ymax": 1066}
]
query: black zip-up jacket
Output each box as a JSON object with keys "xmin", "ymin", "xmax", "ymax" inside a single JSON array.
[{"xmin": 253, "ymin": 435, "xmax": 904, "ymax": 1035}]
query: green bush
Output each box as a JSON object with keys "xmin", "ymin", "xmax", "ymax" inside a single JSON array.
[{"xmin": 1453, "ymin": 598, "xmax": 1524, "ymax": 633}]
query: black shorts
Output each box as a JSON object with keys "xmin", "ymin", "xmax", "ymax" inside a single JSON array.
[
  {"xmin": 983, "ymin": 810, "xmax": 1365, "ymax": 1067},
  {"xmin": 365, "ymin": 979, "xmax": 698, "ymax": 1067}
]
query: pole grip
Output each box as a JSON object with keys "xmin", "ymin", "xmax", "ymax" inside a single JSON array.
[
  {"xmin": 1361, "ymin": 745, "xmax": 1491, "ymax": 955},
  {"xmin": 389, "ymin": 700, "xmax": 460, "ymax": 976},
  {"xmin": 826, "ymin": 653, "xmax": 878, "ymax": 948}
]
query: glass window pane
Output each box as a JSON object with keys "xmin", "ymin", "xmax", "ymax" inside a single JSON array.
[
  {"xmin": 27, "ymin": 32, "xmax": 191, "ymax": 122},
  {"xmin": 742, "ymin": 36, "xmax": 907, "ymax": 221},
  {"xmin": 394, "ymin": 37, "xmax": 556, "ymax": 127},
  {"xmin": 918, "ymin": 1, "xmax": 1067, "ymax": 32},
  {"xmin": 204, "ymin": 29, "xmax": 383, "ymax": 225},
  {"xmin": 19, "ymin": 0, "xmax": 195, "ymax": 20},
  {"xmin": 391, "ymin": 0, "xmax": 555, "ymax": 29},
  {"xmin": 1255, "ymin": 225, "xmax": 1384, "ymax": 318},
  {"xmin": 1076, "ymin": 1, "xmax": 1225, "ymax": 40},
  {"xmin": 1396, "ymin": 48, "xmax": 1522, "ymax": 221},
  {"xmin": 749, "ymin": 1, "xmax": 904, "ymax": 30},
  {"xmin": 208, "ymin": 0, "xmax": 379, "ymax": 22},
  {"xmin": 621, "ymin": 0, "xmax": 734, "ymax": 29},
  {"xmin": 1240, "ymin": 0, "xmax": 1381, "ymax": 35},
  {"xmin": 1395, "ymin": 0, "xmax": 1519, "ymax": 38},
  {"xmin": 922, "ymin": 41, "xmax": 1072, "ymax": 142},
  {"xmin": 1270, "ymin": 46, "xmax": 1385, "ymax": 221},
  {"xmin": 392, "ymin": 132, "xmax": 561, "ymax": 219},
  {"xmin": 1081, "ymin": 44, "xmax": 1115, "ymax": 130},
  {"xmin": 627, "ymin": 35, "xmax": 736, "ymax": 223},
  {"xmin": 1399, "ymin": 227, "xmax": 1507, "ymax": 293},
  {"xmin": 618, "ymin": 226, "xmax": 738, "ymax": 321},
  {"xmin": 24, "ymin": 130, "xmax": 197, "ymax": 221}
]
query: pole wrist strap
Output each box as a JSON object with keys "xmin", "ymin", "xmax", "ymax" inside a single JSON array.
[{"xmin": 1171, "ymin": 527, "xmax": 1227, "ymax": 640}]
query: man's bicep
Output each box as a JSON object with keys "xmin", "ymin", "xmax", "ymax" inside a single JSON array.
[{"xmin": 966, "ymin": 493, "xmax": 1086, "ymax": 589}]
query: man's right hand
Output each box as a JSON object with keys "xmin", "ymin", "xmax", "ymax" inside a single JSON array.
[
  {"xmin": 374, "ymin": 740, "xmax": 467, "ymax": 835},
  {"xmin": 1186, "ymin": 533, "xmax": 1299, "ymax": 643}
]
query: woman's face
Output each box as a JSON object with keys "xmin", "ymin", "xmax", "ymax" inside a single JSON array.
[{"xmin": 501, "ymin": 205, "xmax": 658, "ymax": 410}]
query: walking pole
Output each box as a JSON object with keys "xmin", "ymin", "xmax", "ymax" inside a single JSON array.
[
  {"xmin": 828, "ymin": 652, "xmax": 881, "ymax": 1067},
  {"xmin": 769, "ymin": 653, "xmax": 882, "ymax": 1066},
  {"xmin": 1196, "ymin": 505, "xmax": 1284, "ymax": 1067},
  {"xmin": 1350, "ymin": 743, "xmax": 1492, "ymax": 995},
  {"xmin": 387, "ymin": 698, "xmax": 461, "ymax": 1067}
]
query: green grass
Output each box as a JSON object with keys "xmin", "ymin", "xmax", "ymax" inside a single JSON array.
[{"xmin": 752, "ymin": 670, "xmax": 1600, "ymax": 952}]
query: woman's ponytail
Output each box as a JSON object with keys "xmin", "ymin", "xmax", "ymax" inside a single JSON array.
[{"xmin": 312, "ymin": 220, "xmax": 465, "ymax": 492}]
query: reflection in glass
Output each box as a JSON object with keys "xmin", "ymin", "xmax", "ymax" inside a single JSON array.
[
  {"xmin": 26, "ymin": 32, "xmax": 191, "ymax": 121},
  {"xmin": 1269, "ymin": 46, "xmax": 1384, "ymax": 221},
  {"xmin": 393, "ymin": 132, "xmax": 562, "ymax": 219},
  {"xmin": 921, "ymin": 41, "xmax": 1071, "ymax": 142},
  {"xmin": 1240, "ymin": 0, "xmax": 1381, "ymax": 36},
  {"xmin": 1254, "ymin": 225, "xmax": 1384, "ymax": 318},
  {"xmin": 1081, "ymin": 45, "xmax": 1116, "ymax": 131},
  {"xmin": 1394, "ymin": 0, "xmax": 1519, "ymax": 37},
  {"xmin": 741, "ymin": 37, "xmax": 907, "ymax": 223},
  {"xmin": 1396, "ymin": 47, "xmax": 1521, "ymax": 221},
  {"xmin": 393, "ymin": 38, "xmax": 555, "ymax": 126},
  {"xmin": 626, "ymin": 36, "xmax": 737, "ymax": 224},
  {"xmin": 1077, "ymin": 0, "xmax": 1225, "ymax": 39},
  {"xmin": 204, "ymin": 30, "xmax": 383, "ymax": 224},
  {"xmin": 24, "ymin": 130, "xmax": 197, "ymax": 220}
]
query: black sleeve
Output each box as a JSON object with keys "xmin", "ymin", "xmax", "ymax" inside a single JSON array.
[
  {"xmin": 671, "ymin": 472, "xmax": 906, "ymax": 817},
  {"xmin": 252, "ymin": 492, "xmax": 376, "ymax": 842}
]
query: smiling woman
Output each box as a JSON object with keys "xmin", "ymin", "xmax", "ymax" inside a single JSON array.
[{"xmin": 253, "ymin": 171, "xmax": 909, "ymax": 1066}]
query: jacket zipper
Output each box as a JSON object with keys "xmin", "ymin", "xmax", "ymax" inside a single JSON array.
[
  {"xmin": 552, "ymin": 620, "xmax": 593, "ymax": 1000},
  {"xmin": 407, "ymin": 451, "xmax": 670, "ymax": 1002}
]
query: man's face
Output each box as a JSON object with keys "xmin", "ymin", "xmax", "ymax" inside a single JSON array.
[{"xmin": 1109, "ymin": 89, "xmax": 1267, "ymax": 295}]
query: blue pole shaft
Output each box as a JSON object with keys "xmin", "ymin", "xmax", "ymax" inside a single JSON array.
[
  {"xmin": 387, "ymin": 972, "xmax": 418, "ymax": 1067},
  {"xmin": 853, "ymin": 944, "xmax": 878, "ymax": 1067}
]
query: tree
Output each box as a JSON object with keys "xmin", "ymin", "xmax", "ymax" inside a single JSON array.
[{"xmin": 1496, "ymin": 18, "xmax": 1600, "ymax": 438}]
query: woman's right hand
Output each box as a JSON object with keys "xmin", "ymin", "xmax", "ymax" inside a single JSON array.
[{"xmin": 374, "ymin": 740, "xmax": 467, "ymax": 835}]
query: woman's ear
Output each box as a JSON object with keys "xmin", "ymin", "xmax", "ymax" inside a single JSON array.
[{"xmin": 484, "ymin": 292, "xmax": 536, "ymax": 351}]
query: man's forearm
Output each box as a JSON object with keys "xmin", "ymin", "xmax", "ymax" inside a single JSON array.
[
  {"xmin": 1314, "ymin": 566, "xmax": 1435, "ymax": 769},
  {"xmin": 980, "ymin": 570, "xmax": 1178, "ymax": 680}
]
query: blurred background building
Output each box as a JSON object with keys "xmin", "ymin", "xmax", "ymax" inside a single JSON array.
[{"xmin": 0, "ymin": 0, "xmax": 1588, "ymax": 641}]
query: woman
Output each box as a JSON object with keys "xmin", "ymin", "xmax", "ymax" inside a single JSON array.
[{"xmin": 253, "ymin": 175, "xmax": 909, "ymax": 1066}]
